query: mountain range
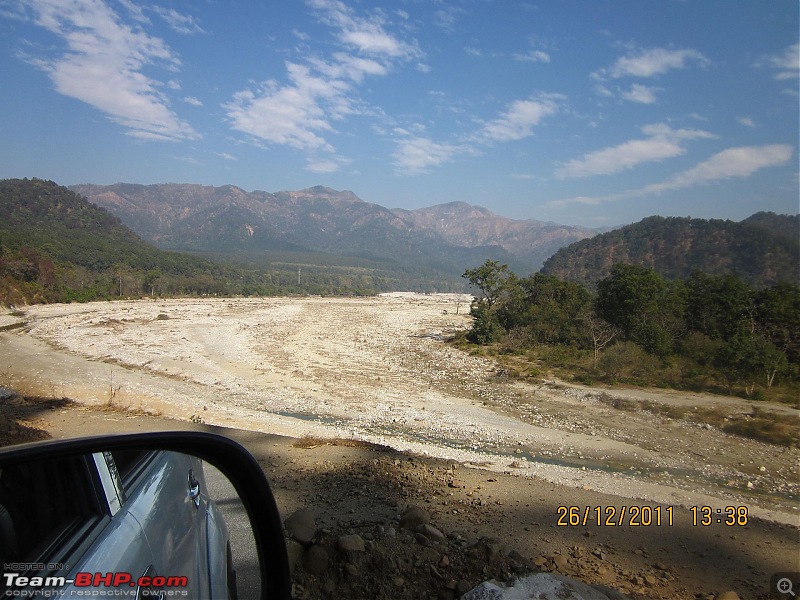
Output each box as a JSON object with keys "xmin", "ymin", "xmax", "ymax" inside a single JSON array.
[{"xmin": 70, "ymin": 183, "xmax": 599, "ymax": 276}]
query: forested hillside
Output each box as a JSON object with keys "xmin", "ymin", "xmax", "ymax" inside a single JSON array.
[
  {"xmin": 463, "ymin": 260, "xmax": 800, "ymax": 419},
  {"xmin": 0, "ymin": 179, "xmax": 239, "ymax": 303},
  {"xmin": 541, "ymin": 215, "xmax": 799, "ymax": 288}
]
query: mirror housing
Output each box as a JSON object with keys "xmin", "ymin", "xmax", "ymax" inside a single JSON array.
[{"xmin": 0, "ymin": 431, "xmax": 291, "ymax": 600}]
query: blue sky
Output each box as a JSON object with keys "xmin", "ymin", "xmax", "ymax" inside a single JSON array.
[{"xmin": 0, "ymin": 0, "xmax": 797, "ymax": 227}]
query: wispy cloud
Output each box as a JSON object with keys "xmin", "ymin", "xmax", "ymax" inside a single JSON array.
[
  {"xmin": 551, "ymin": 145, "xmax": 793, "ymax": 206},
  {"xmin": 737, "ymin": 116, "xmax": 756, "ymax": 128},
  {"xmin": 18, "ymin": 0, "xmax": 198, "ymax": 141},
  {"xmin": 391, "ymin": 132, "xmax": 468, "ymax": 175},
  {"xmin": 594, "ymin": 47, "xmax": 709, "ymax": 80},
  {"xmin": 305, "ymin": 156, "xmax": 350, "ymax": 173},
  {"xmin": 478, "ymin": 96, "xmax": 560, "ymax": 143},
  {"xmin": 226, "ymin": 63, "xmax": 341, "ymax": 152},
  {"xmin": 153, "ymin": 7, "xmax": 205, "ymax": 35},
  {"xmin": 307, "ymin": 0, "xmax": 420, "ymax": 59},
  {"xmin": 513, "ymin": 50, "xmax": 551, "ymax": 63},
  {"xmin": 765, "ymin": 43, "xmax": 799, "ymax": 80},
  {"xmin": 620, "ymin": 83, "xmax": 659, "ymax": 104},
  {"xmin": 556, "ymin": 123, "xmax": 715, "ymax": 179},
  {"xmin": 391, "ymin": 95, "xmax": 560, "ymax": 175}
]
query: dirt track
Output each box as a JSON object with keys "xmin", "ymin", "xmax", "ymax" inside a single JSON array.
[{"xmin": 1, "ymin": 295, "xmax": 799, "ymax": 599}]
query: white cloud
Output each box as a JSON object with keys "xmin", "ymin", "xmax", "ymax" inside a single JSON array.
[
  {"xmin": 184, "ymin": 96, "xmax": 203, "ymax": 107},
  {"xmin": 217, "ymin": 152, "xmax": 238, "ymax": 161},
  {"xmin": 227, "ymin": 0, "xmax": 417, "ymax": 162},
  {"xmin": 306, "ymin": 157, "xmax": 346, "ymax": 173},
  {"xmin": 153, "ymin": 7, "xmax": 205, "ymax": 35},
  {"xmin": 225, "ymin": 64, "xmax": 341, "ymax": 152},
  {"xmin": 513, "ymin": 50, "xmax": 551, "ymax": 63},
  {"xmin": 556, "ymin": 123, "xmax": 716, "ymax": 179},
  {"xmin": 433, "ymin": 6, "xmax": 465, "ymax": 33},
  {"xmin": 479, "ymin": 97, "xmax": 559, "ymax": 143},
  {"xmin": 737, "ymin": 116, "xmax": 756, "ymax": 128},
  {"xmin": 551, "ymin": 145, "xmax": 793, "ymax": 206},
  {"xmin": 594, "ymin": 47, "xmax": 709, "ymax": 80},
  {"xmin": 307, "ymin": 0, "xmax": 419, "ymax": 59},
  {"xmin": 650, "ymin": 144, "xmax": 793, "ymax": 191},
  {"xmin": 392, "ymin": 135, "xmax": 464, "ymax": 175},
  {"xmin": 767, "ymin": 43, "xmax": 799, "ymax": 80},
  {"xmin": 21, "ymin": 0, "xmax": 198, "ymax": 141},
  {"xmin": 620, "ymin": 83, "xmax": 659, "ymax": 104}
]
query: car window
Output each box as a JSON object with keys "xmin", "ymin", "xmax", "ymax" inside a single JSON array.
[
  {"xmin": 0, "ymin": 455, "xmax": 105, "ymax": 565},
  {"xmin": 109, "ymin": 449, "xmax": 159, "ymax": 495}
]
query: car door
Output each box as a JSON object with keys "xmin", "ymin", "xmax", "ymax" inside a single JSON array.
[{"xmin": 119, "ymin": 450, "xmax": 211, "ymax": 599}]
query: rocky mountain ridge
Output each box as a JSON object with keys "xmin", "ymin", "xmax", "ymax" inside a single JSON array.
[{"xmin": 70, "ymin": 183, "xmax": 598, "ymax": 274}]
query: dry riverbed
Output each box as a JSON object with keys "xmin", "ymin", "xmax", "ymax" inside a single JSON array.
[{"xmin": 1, "ymin": 294, "xmax": 798, "ymax": 599}]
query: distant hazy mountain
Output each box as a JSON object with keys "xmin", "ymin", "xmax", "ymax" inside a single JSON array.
[
  {"xmin": 392, "ymin": 201, "xmax": 598, "ymax": 271},
  {"xmin": 541, "ymin": 214, "xmax": 800, "ymax": 288},
  {"xmin": 71, "ymin": 183, "xmax": 598, "ymax": 274}
]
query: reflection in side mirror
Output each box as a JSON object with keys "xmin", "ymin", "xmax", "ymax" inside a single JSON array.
[{"xmin": 0, "ymin": 432, "xmax": 291, "ymax": 600}]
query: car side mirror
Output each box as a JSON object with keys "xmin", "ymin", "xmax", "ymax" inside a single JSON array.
[{"xmin": 0, "ymin": 431, "xmax": 291, "ymax": 600}]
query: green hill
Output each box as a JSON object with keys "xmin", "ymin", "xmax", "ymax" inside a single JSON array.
[
  {"xmin": 0, "ymin": 178, "xmax": 231, "ymax": 303},
  {"xmin": 540, "ymin": 215, "xmax": 799, "ymax": 288}
]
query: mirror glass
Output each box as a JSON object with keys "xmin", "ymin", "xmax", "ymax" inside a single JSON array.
[{"xmin": 0, "ymin": 449, "xmax": 260, "ymax": 599}]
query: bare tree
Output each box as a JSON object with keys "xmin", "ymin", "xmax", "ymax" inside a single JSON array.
[{"xmin": 581, "ymin": 311, "xmax": 620, "ymax": 368}]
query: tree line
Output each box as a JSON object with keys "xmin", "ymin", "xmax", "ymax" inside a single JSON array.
[{"xmin": 463, "ymin": 260, "xmax": 799, "ymax": 401}]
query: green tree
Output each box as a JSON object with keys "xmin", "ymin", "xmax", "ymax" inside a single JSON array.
[
  {"xmin": 467, "ymin": 300, "xmax": 505, "ymax": 344},
  {"xmin": 685, "ymin": 272, "xmax": 754, "ymax": 341},
  {"xmin": 462, "ymin": 260, "xmax": 512, "ymax": 307},
  {"xmin": 755, "ymin": 282, "xmax": 800, "ymax": 364},
  {"xmin": 596, "ymin": 264, "xmax": 682, "ymax": 355}
]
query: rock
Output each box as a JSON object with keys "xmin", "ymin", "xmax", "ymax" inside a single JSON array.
[
  {"xmin": 418, "ymin": 523, "xmax": 447, "ymax": 542},
  {"xmin": 716, "ymin": 593, "xmax": 741, "ymax": 600},
  {"xmin": 400, "ymin": 505, "xmax": 430, "ymax": 530},
  {"xmin": 284, "ymin": 508, "xmax": 317, "ymax": 545},
  {"xmin": 337, "ymin": 534, "xmax": 365, "ymax": 553},
  {"xmin": 534, "ymin": 556, "xmax": 549, "ymax": 567},
  {"xmin": 285, "ymin": 539, "xmax": 304, "ymax": 574},
  {"xmin": 449, "ymin": 479, "xmax": 463, "ymax": 488},
  {"xmin": 553, "ymin": 554, "xmax": 569, "ymax": 570},
  {"xmin": 303, "ymin": 545, "xmax": 328, "ymax": 575},
  {"xmin": 461, "ymin": 573, "xmax": 631, "ymax": 599}
]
